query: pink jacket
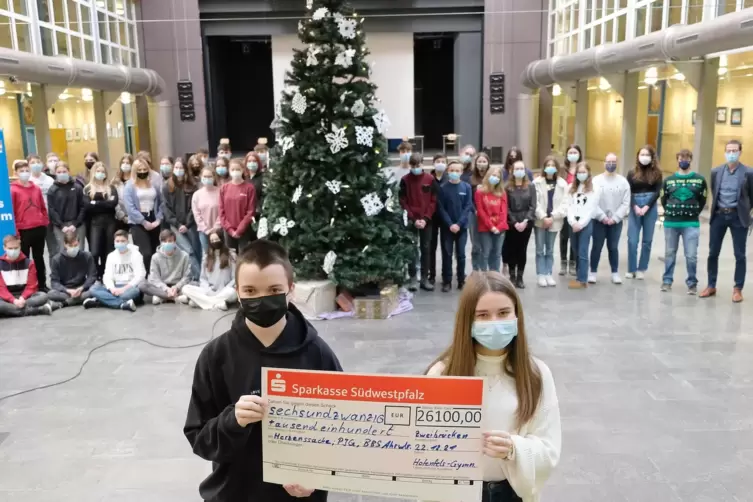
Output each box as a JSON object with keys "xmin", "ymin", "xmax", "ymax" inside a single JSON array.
[{"xmin": 191, "ymin": 186, "xmax": 220, "ymax": 233}]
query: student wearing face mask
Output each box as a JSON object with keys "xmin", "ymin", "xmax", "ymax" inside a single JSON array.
[
  {"xmin": 181, "ymin": 229, "xmax": 238, "ymax": 310},
  {"xmin": 475, "ymin": 166, "xmax": 508, "ymax": 273},
  {"xmin": 217, "ymin": 138, "xmax": 232, "ymax": 161},
  {"xmin": 559, "ymin": 144, "xmax": 582, "ymax": 277},
  {"xmin": 501, "ymin": 147, "xmax": 532, "ymax": 182},
  {"xmin": 660, "ymin": 149, "xmax": 708, "ymax": 295},
  {"xmin": 137, "ymin": 150, "xmax": 165, "ymax": 193},
  {"xmin": 254, "ymin": 138, "xmax": 270, "ymax": 170},
  {"xmin": 459, "ymin": 144, "xmax": 477, "ymax": 183},
  {"xmin": 48, "ymin": 231, "xmax": 97, "ymax": 307},
  {"xmin": 214, "ymin": 157, "xmax": 231, "ymax": 186},
  {"xmin": 84, "ymin": 161, "xmax": 119, "ymax": 279},
  {"xmin": 220, "ymin": 159, "xmax": 257, "ymax": 253},
  {"xmin": 0, "ymin": 234, "xmax": 53, "ymax": 317},
  {"xmin": 503, "ymin": 161, "xmax": 537, "ymax": 289},
  {"xmin": 139, "ymin": 229, "xmax": 192, "ymax": 305},
  {"xmin": 184, "ymin": 240, "xmax": 342, "ymax": 502},
  {"xmin": 192, "ymin": 167, "xmax": 222, "ymax": 255},
  {"xmin": 188, "ymin": 153, "xmax": 205, "ymax": 179},
  {"xmin": 163, "ymin": 158, "xmax": 202, "ymax": 280},
  {"xmin": 438, "ymin": 161, "xmax": 473, "ymax": 291},
  {"xmin": 245, "ymin": 152, "xmax": 265, "ymax": 222},
  {"xmin": 393, "ymin": 140, "xmax": 413, "ymax": 183},
  {"xmin": 48, "ymin": 162, "xmax": 87, "ymax": 255},
  {"xmin": 426, "ymin": 272, "xmax": 561, "ymax": 502},
  {"xmin": 111, "ymin": 154, "xmax": 134, "ymax": 231},
  {"xmin": 159, "ymin": 156, "xmax": 174, "ymax": 181},
  {"xmin": 87, "ymin": 230, "xmax": 146, "ymax": 311},
  {"xmin": 124, "ymin": 158, "xmax": 164, "ymax": 273},
  {"xmin": 28, "ymin": 154, "xmax": 59, "ymax": 259},
  {"xmin": 76, "ymin": 152, "xmax": 99, "ymax": 189},
  {"xmin": 469, "ymin": 153, "xmax": 493, "ymax": 272},
  {"xmin": 626, "ymin": 146, "xmax": 662, "ymax": 280},
  {"xmin": 10, "ymin": 160, "xmax": 49, "ymax": 290},
  {"xmin": 567, "ymin": 163, "xmax": 599, "ymax": 289},
  {"xmin": 427, "ymin": 154, "xmax": 449, "ymax": 285},
  {"xmin": 533, "ymin": 157, "xmax": 569, "ymax": 287}
]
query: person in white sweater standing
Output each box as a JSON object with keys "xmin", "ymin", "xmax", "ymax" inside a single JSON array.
[
  {"xmin": 590, "ymin": 153, "xmax": 631, "ymax": 285},
  {"xmin": 182, "ymin": 229, "xmax": 238, "ymax": 310},
  {"xmin": 426, "ymin": 272, "xmax": 560, "ymax": 502},
  {"xmin": 566, "ymin": 162, "xmax": 599, "ymax": 289},
  {"xmin": 533, "ymin": 156, "xmax": 569, "ymax": 287},
  {"xmin": 86, "ymin": 229, "xmax": 146, "ymax": 311}
]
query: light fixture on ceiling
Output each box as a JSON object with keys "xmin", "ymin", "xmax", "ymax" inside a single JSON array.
[
  {"xmin": 120, "ymin": 91, "xmax": 131, "ymax": 104},
  {"xmin": 81, "ymin": 88, "xmax": 93, "ymax": 102},
  {"xmin": 638, "ymin": 85, "xmax": 648, "ymax": 90},
  {"xmin": 719, "ymin": 54, "xmax": 728, "ymax": 75},
  {"xmin": 26, "ymin": 83, "xmax": 32, "ymax": 97},
  {"xmin": 0, "ymin": 80, "xmax": 5, "ymax": 96},
  {"xmin": 599, "ymin": 77, "xmax": 611, "ymax": 90},
  {"xmin": 644, "ymin": 67, "xmax": 658, "ymax": 86},
  {"xmin": 552, "ymin": 84, "xmax": 562, "ymax": 96},
  {"xmin": 673, "ymin": 72, "xmax": 686, "ymax": 81}
]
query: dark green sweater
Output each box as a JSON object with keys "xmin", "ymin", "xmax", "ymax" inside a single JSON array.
[{"xmin": 660, "ymin": 172, "xmax": 708, "ymax": 228}]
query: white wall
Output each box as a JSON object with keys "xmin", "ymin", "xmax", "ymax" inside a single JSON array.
[{"xmin": 271, "ymin": 32, "xmax": 415, "ymax": 140}]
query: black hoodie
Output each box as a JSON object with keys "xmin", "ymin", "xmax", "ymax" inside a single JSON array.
[{"xmin": 184, "ymin": 304, "xmax": 342, "ymax": 502}]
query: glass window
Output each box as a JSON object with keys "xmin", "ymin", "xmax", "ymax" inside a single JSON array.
[
  {"xmin": 107, "ymin": 0, "xmax": 115, "ymax": 13},
  {"xmin": 616, "ymin": 14, "xmax": 626, "ymax": 42},
  {"xmin": 84, "ymin": 38, "xmax": 94, "ymax": 61},
  {"xmin": 1, "ymin": 1, "xmax": 8, "ymax": 11},
  {"xmin": 651, "ymin": 1, "xmax": 663, "ymax": 32},
  {"xmin": 67, "ymin": 0, "xmax": 80, "ymax": 33},
  {"xmin": 584, "ymin": 28, "xmax": 592, "ymax": 49},
  {"xmin": 56, "ymin": 30, "xmax": 68, "ymax": 55},
  {"xmin": 669, "ymin": 0, "xmax": 682, "ymax": 24},
  {"xmin": 573, "ymin": 3, "xmax": 579, "ymax": 29},
  {"xmin": 97, "ymin": 10, "xmax": 107, "ymax": 39},
  {"xmin": 16, "ymin": 20, "xmax": 31, "ymax": 51},
  {"xmin": 99, "ymin": 42, "xmax": 109, "ymax": 63},
  {"xmin": 570, "ymin": 35, "xmax": 577, "ymax": 54},
  {"xmin": 70, "ymin": 34, "xmax": 81, "ymax": 59},
  {"xmin": 746, "ymin": 0, "xmax": 753, "ymax": 8},
  {"xmin": 0, "ymin": 15, "xmax": 11, "ymax": 49},
  {"xmin": 617, "ymin": 0, "xmax": 627, "ymax": 9},
  {"xmin": 636, "ymin": 5, "xmax": 647, "ymax": 37},
  {"xmin": 118, "ymin": 20, "xmax": 127, "ymax": 47},
  {"xmin": 569, "ymin": 4, "xmax": 576, "ymax": 31},
  {"xmin": 585, "ymin": 0, "xmax": 592, "ymax": 24},
  {"xmin": 593, "ymin": 0, "xmax": 602, "ymax": 20},
  {"xmin": 115, "ymin": 0, "xmax": 125, "ymax": 18},
  {"xmin": 687, "ymin": 0, "xmax": 704, "ymax": 24},
  {"xmin": 129, "ymin": 24, "xmax": 137, "ymax": 50},
  {"xmin": 111, "ymin": 46, "xmax": 120, "ymax": 64},
  {"xmin": 40, "ymin": 26, "xmax": 54, "ymax": 55},
  {"xmin": 80, "ymin": 4, "xmax": 91, "ymax": 35},
  {"xmin": 129, "ymin": 51, "xmax": 136, "ymax": 67},
  {"xmin": 37, "ymin": 0, "xmax": 52, "ymax": 22},
  {"xmin": 53, "ymin": 0, "xmax": 65, "ymax": 26},
  {"xmin": 12, "ymin": 0, "xmax": 28, "ymax": 16},
  {"xmin": 720, "ymin": 0, "xmax": 737, "ymax": 15},
  {"xmin": 109, "ymin": 15, "xmax": 118, "ymax": 44},
  {"xmin": 549, "ymin": 13, "xmax": 556, "ymax": 40},
  {"xmin": 595, "ymin": 22, "xmax": 603, "ymax": 45},
  {"xmin": 605, "ymin": 18, "xmax": 613, "ymax": 42}
]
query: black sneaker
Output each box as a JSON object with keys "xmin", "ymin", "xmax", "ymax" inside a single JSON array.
[
  {"xmin": 441, "ymin": 283, "xmax": 451, "ymax": 293},
  {"xmin": 558, "ymin": 261, "xmax": 567, "ymax": 276},
  {"xmin": 661, "ymin": 283, "xmax": 672, "ymax": 292},
  {"xmin": 420, "ymin": 280, "xmax": 434, "ymax": 292},
  {"xmin": 407, "ymin": 279, "xmax": 418, "ymax": 292},
  {"xmin": 515, "ymin": 277, "xmax": 526, "ymax": 289},
  {"xmin": 121, "ymin": 299, "xmax": 137, "ymax": 312},
  {"xmin": 83, "ymin": 298, "xmax": 99, "ymax": 309},
  {"xmin": 687, "ymin": 286, "xmax": 698, "ymax": 296},
  {"xmin": 457, "ymin": 281, "xmax": 465, "ymax": 290},
  {"xmin": 38, "ymin": 303, "xmax": 53, "ymax": 315}
]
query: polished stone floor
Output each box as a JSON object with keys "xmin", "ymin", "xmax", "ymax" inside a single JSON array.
[{"xmin": 1, "ymin": 224, "xmax": 752, "ymax": 501}]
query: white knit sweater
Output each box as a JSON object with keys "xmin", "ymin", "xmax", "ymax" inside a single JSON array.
[{"xmin": 428, "ymin": 354, "xmax": 561, "ymax": 502}]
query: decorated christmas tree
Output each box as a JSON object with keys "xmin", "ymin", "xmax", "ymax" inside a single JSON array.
[{"xmin": 260, "ymin": 0, "xmax": 414, "ymax": 290}]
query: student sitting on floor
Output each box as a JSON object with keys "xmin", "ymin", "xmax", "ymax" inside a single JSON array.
[
  {"xmin": 48, "ymin": 231, "xmax": 97, "ymax": 307},
  {"xmin": 181, "ymin": 229, "xmax": 238, "ymax": 311},
  {"xmin": 87, "ymin": 230, "xmax": 146, "ymax": 312},
  {"xmin": 139, "ymin": 229, "xmax": 192, "ymax": 305},
  {"xmin": 0, "ymin": 234, "xmax": 53, "ymax": 317}
]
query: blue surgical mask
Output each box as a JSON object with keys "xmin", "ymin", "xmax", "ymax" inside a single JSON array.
[
  {"xmin": 544, "ymin": 166, "xmax": 557, "ymax": 176},
  {"xmin": 160, "ymin": 164, "xmax": 172, "ymax": 175},
  {"xmin": 173, "ymin": 168, "xmax": 185, "ymax": 177},
  {"xmin": 401, "ymin": 153, "xmax": 411, "ymax": 163},
  {"xmin": 95, "ymin": 172, "xmax": 106, "ymax": 181},
  {"xmin": 448, "ymin": 172, "xmax": 461, "ymax": 182},
  {"xmin": 567, "ymin": 153, "xmax": 580, "ymax": 163},
  {"xmin": 605, "ymin": 162, "xmax": 617, "ymax": 173},
  {"xmin": 18, "ymin": 172, "xmax": 31, "ymax": 182},
  {"xmin": 66, "ymin": 246, "xmax": 80, "ymax": 257},
  {"xmin": 31, "ymin": 163, "xmax": 43, "ymax": 174},
  {"xmin": 161, "ymin": 242, "xmax": 176, "ymax": 253},
  {"xmin": 411, "ymin": 167, "xmax": 423, "ymax": 176},
  {"xmin": 247, "ymin": 162, "xmax": 259, "ymax": 172},
  {"xmin": 56, "ymin": 173, "xmax": 70, "ymax": 184},
  {"xmin": 4, "ymin": 248, "xmax": 20, "ymax": 261},
  {"xmin": 577, "ymin": 172, "xmax": 589, "ymax": 182},
  {"xmin": 462, "ymin": 154, "xmax": 472, "ymax": 164},
  {"xmin": 201, "ymin": 177, "xmax": 214, "ymax": 186},
  {"xmin": 115, "ymin": 242, "xmax": 128, "ymax": 252},
  {"xmin": 488, "ymin": 175, "xmax": 500, "ymax": 186},
  {"xmin": 726, "ymin": 151, "xmax": 740, "ymax": 164},
  {"xmin": 434, "ymin": 163, "xmax": 447, "ymax": 172},
  {"xmin": 513, "ymin": 169, "xmax": 526, "ymax": 179},
  {"xmin": 216, "ymin": 167, "xmax": 228, "ymax": 177},
  {"xmin": 678, "ymin": 160, "xmax": 691, "ymax": 170},
  {"xmin": 472, "ymin": 319, "xmax": 518, "ymax": 351},
  {"xmin": 121, "ymin": 163, "xmax": 132, "ymax": 173}
]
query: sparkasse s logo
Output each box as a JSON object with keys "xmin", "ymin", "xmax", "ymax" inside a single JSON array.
[{"xmin": 271, "ymin": 373, "xmax": 286, "ymax": 393}]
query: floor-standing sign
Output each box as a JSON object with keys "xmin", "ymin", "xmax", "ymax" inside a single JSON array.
[{"xmin": 0, "ymin": 129, "xmax": 17, "ymax": 240}]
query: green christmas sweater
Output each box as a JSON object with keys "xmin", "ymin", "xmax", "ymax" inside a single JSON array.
[{"xmin": 660, "ymin": 172, "xmax": 708, "ymax": 228}]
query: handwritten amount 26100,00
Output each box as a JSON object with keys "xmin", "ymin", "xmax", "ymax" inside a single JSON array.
[{"xmin": 415, "ymin": 408, "xmax": 482, "ymax": 428}]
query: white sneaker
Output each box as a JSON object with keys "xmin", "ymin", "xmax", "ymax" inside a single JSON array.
[
  {"xmin": 636, "ymin": 271, "xmax": 645, "ymax": 280},
  {"xmin": 537, "ymin": 276, "xmax": 548, "ymax": 287},
  {"xmin": 188, "ymin": 300, "xmax": 198, "ymax": 308},
  {"xmin": 612, "ymin": 273, "xmax": 623, "ymax": 284},
  {"xmin": 213, "ymin": 301, "xmax": 229, "ymax": 311},
  {"xmin": 545, "ymin": 275, "xmax": 557, "ymax": 287},
  {"xmin": 587, "ymin": 273, "xmax": 597, "ymax": 284},
  {"xmin": 625, "ymin": 272, "xmax": 635, "ymax": 279},
  {"xmin": 152, "ymin": 296, "xmax": 163, "ymax": 305},
  {"xmin": 121, "ymin": 299, "xmax": 137, "ymax": 312},
  {"xmin": 176, "ymin": 295, "xmax": 188, "ymax": 304}
]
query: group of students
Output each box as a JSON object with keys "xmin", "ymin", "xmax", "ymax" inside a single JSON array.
[
  {"xmin": 398, "ymin": 138, "xmax": 751, "ymax": 300},
  {"xmin": 1, "ymin": 138, "xmax": 272, "ymax": 317}
]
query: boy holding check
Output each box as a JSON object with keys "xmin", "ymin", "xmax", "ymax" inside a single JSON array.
[{"xmin": 184, "ymin": 240, "xmax": 343, "ymax": 501}]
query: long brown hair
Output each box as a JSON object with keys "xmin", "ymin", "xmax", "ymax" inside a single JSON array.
[
  {"xmin": 569, "ymin": 161, "xmax": 594, "ymax": 194},
  {"xmin": 188, "ymin": 154, "xmax": 203, "ymax": 177},
  {"xmin": 426, "ymin": 272, "xmax": 543, "ymax": 429},
  {"xmin": 244, "ymin": 151, "xmax": 264, "ymax": 174},
  {"xmin": 564, "ymin": 144, "xmax": 582, "ymax": 170},
  {"xmin": 471, "ymin": 152, "xmax": 491, "ymax": 186},
  {"xmin": 168, "ymin": 158, "xmax": 196, "ymax": 193},
  {"xmin": 205, "ymin": 228, "xmax": 231, "ymax": 272},
  {"xmin": 505, "ymin": 160, "xmax": 531, "ymax": 191},
  {"xmin": 633, "ymin": 145, "xmax": 662, "ymax": 184},
  {"xmin": 504, "ymin": 146, "xmax": 523, "ymax": 173},
  {"xmin": 541, "ymin": 155, "xmax": 562, "ymax": 179}
]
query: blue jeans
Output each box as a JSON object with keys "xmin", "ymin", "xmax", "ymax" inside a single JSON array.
[
  {"xmin": 707, "ymin": 212, "xmax": 748, "ymax": 289},
  {"xmin": 468, "ymin": 212, "xmax": 483, "ymax": 271},
  {"xmin": 571, "ymin": 221, "xmax": 593, "ymax": 283},
  {"xmin": 477, "ymin": 231, "xmax": 504, "ymax": 272},
  {"xmin": 174, "ymin": 226, "xmax": 203, "ymax": 281},
  {"xmin": 199, "ymin": 231, "xmax": 210, "ymax": 256},
  {"xmin": 89, "ymin": 283, "xmax": 141, "ymax": 309},
  {"xmin": 534, "ymin": 227, "xmax": 558, "ymax": 276},
  {"xmin": 441, "ymin": 227, "xmax": 468, "ymax": 284},
  {"xmin": 627, "ymin": 193, "xmax": 659, "ymax": 273},
  {"xmin": 590, "ymin": 221, "xmax": 623, "ymax": 273},
  {"xmin": 663, "ymin": 226, "xmax": 700, "ymax": 287}
]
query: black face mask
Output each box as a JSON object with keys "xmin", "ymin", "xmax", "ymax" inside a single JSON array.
[
  {"xmin": 240, "ymin": 293, "xmax": 288, "ymax": 328},
  {"xmin": 136, "ymin": 171, "xmax": 149, "ymax": 180},
  {"xmin": 85, "ymin": 161, "xmax": 95, "ymax": 169}
]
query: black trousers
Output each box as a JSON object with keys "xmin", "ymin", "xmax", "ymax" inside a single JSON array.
[
  {"xmin": 559, "ymin": 220, "xmax": 576, "ymax": 264},
  {"xmin": 408, "ymin": 222, "xmax": 433, "ymax": 281},
  {"xmin": 502, "ymin": 225, "xmax": 533, "ymax": 275},
  {"xmin": 224, "ymin": 226, "xmax": 255, "ymax": 254},
  {"xmin": 130, "ymin": 212, "xmax": 160, "ymax": 275},
  {"xmin": 19, "ymin": 225, "xmax": 47, "ymax": 289},
  {"xmin": 482, "ymin": 480, "xmax": 522, "ymax": 502},
  {"xmin": 428, "ymin": 214, "xmax": 442, "ymax": 282},
  {"xmin": 89, "ymin": 217, "xmax": 117, "ymax": 279}
]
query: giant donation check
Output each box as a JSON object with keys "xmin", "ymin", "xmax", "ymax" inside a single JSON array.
[{"xmin": 261, "ymin": 368, "xmax": 487, "ymax": 501}]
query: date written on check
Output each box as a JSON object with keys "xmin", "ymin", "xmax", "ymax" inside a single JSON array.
[{"xmin": 261, "ymin": 368, "xmax": 487, "ymax": 502}]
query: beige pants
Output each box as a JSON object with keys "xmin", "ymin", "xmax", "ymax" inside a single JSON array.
[{"xmin": 182, "ymin": 284, "xmax": 237, "ymax": 310}]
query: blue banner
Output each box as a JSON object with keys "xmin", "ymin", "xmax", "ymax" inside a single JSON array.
[{"xmin": 0, "ymin": 129, "xmax": 16, "ymax": 240}]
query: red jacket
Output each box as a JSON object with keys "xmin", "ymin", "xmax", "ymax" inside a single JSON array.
[
  {"xmin": 219, "ymin": 181, "xmax": 257, "ymax": 236},
  {"xmin": 0, "ymin": 252, "xmax": 38, "ymax": 301},
  {"xmin": 11, "ymin": 181, "xmax": 49, "ymax": 231},
  {"xmin": 474, "ymin": 189, "xmax": 509, "ymax": 233},
  {"xmin": 399, "ymin": 172, "xmax": 437, "ymax": 221}
]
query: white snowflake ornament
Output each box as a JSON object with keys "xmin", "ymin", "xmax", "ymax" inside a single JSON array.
[
  {"xmin": 335, "ymin": 48, "xmax": 356, "ymax": 68},
  {"xmin": 361, "ymin": 192, "xmax": 384, "ymax": 217},
  {"xmin": 373, "ymin": 110, "xmax": 391, "ymax": 135},
  {"xmin": 355, "ymin": 125, "xmax": 374, "ymax": 147},
  {"xmin": 291, "ymin": 92, "xmax": 307, "ymax": 114},
  {"xmin": 257, "ymin": 217, "xmax": 269, "ymax": 239},
  {"xmin": 333, "ymin": 12, "xmax": 344, "ymax": 22},
  {"xmin": 312, "ymin": 7, "xmax": 329, "ymax": 20},
  {"xmin": 324, "ymin": 124, "xmax": 349, "ymax": 154},
  {"xmin": 273, "ymin": 217, "xmax": 296, "ymax": 236},
  {"xmin": 280, "ymin": 136, "xmax": 295, "ymax": 156},
  {"xmin": 292, "ymin": 185, "xmax": 303, "ymax": 203},
  {"xmin": 322, "ymin": 251, "xmax": 337, "ymax": 275},
  {"xmin": 403, "ymin": 210, "xmax": 408, "ymax": 226},
  {"xmin": 350, "ymin": 99, "xmax": 365, "ymax": 117},
  {"xmin": 337, "ymin": 18, "xmax": 357, "ymax": 39},
  {"xmin": 306, "ymin": 46, "xmax": 320, "ymax": 66},
  {"xmin": 386, "ymin": 188, "xmax": 393, "ymax": 199},
  {"xmin": 326, "ymin": 180, "xmax": 342, "ymax": 194}
]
